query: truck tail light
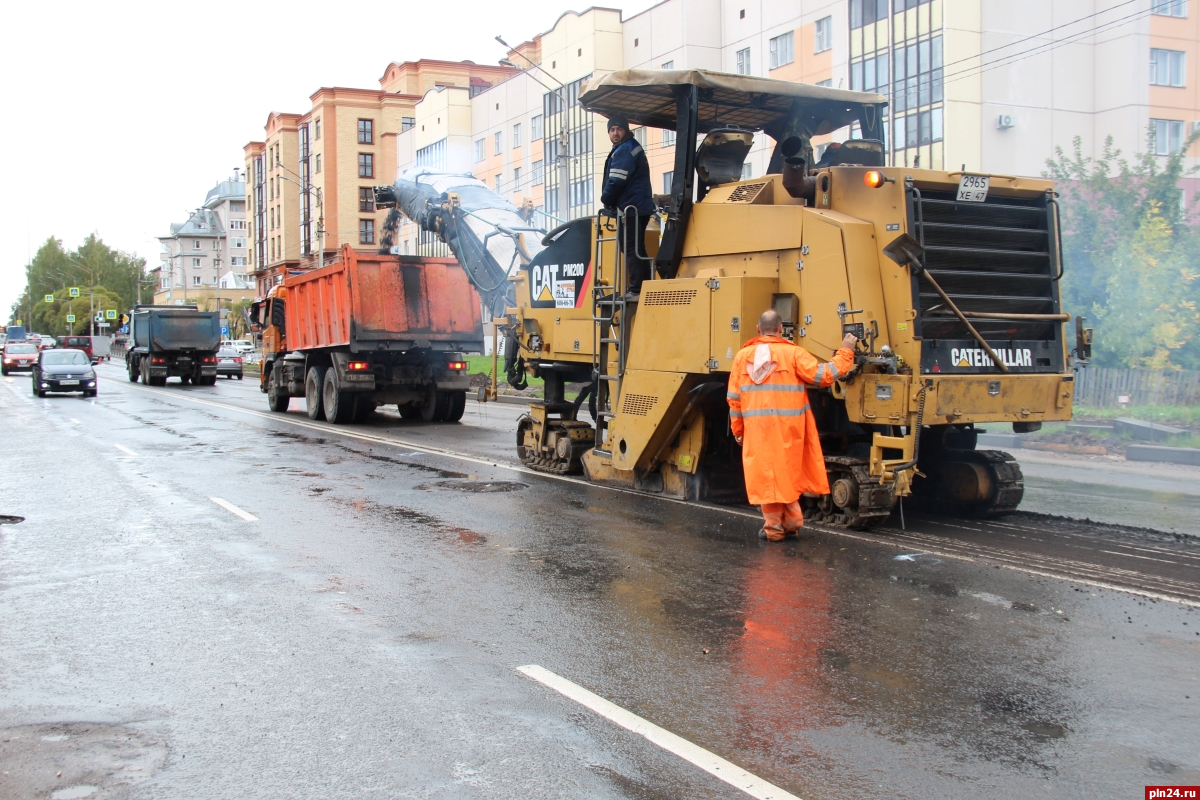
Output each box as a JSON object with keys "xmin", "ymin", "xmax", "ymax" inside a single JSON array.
[
  {"xmin": 201, "ymin": 356, "xmax": 216, "ymax": 364},
  {"xmin": 151, "ymin": 357, "xmax": 165, "ymax": 364},
  {"xmin": 348, "ymin": 361, "xmax": 369, "ymax": 371},
  {"xmin": 448, "ymin": 361, "xmax": 467, "ymax": 371}
]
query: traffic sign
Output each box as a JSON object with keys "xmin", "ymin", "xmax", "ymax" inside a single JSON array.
[
  {"xmin": 44, "ymin": 294, "xmax": 54, "ymax": 303},
  {"xmin": 69, "ymin": 287, "xmax": 80, "ymax": 298},
  {"xmin": 106, "ymin": 310, "xmax": 117, "ymax": 319},
  {"xmin": 66, "ymin": 314, "xmax": 76, "ymax": 323},
  {"xmin": 221, "ymin": 326, "xmax": 229, "ymax": 337}
]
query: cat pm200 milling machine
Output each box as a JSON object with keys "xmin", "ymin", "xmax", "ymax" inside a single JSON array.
[{"xmin": 449, "ymin": 70, "xmax": 1088, "ymax": 527}]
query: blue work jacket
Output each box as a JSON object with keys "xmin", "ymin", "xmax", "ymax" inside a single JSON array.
[{"xmin": 601, "ymin": 137, "xmax": 656, "ymax": 216}]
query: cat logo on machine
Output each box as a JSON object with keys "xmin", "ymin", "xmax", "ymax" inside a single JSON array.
[
  {"xmin": 951, "ymin": 347, "xmax": 1033, "ymax": 368},
  {"xmin": 530, "ymin": 260, "xmax": 588, "ymax": 309}
]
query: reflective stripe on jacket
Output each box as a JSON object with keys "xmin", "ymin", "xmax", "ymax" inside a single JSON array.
[
  {"xmin": 601, "ymin": 137, "xmax": 656, "ymax": 215},
  {"xmin": 727, "ymin": 336, "xmax": 856, "ymax": 505}
]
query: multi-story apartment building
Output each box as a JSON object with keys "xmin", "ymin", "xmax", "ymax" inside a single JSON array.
[
  {"xmin": 156, "ymin": 176, "xmax": 254, "ymax": 309},
  {"xmin": 244, "ymin": 61, "xmax": 517, "ymax": 296}
]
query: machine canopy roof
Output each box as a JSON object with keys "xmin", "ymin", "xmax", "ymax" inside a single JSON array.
[{"xmin": 579, "ymin": 69, "xmax": 888, "ymax": 137}]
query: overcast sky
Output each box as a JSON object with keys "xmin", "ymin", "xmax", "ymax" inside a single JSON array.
[{"xmin": 0, "ymin": 0, "xmax": 655, "ymax": 317}]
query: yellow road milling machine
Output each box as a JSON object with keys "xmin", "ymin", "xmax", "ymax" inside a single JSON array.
[{"xmin": 381, "ymin": 69, "xmax": 1091, "ymax": 528}]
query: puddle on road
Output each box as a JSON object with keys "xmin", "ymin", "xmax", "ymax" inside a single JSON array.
[{"xmin": 416, "ymin": 480, "xmax": 527, "ymax": 493}]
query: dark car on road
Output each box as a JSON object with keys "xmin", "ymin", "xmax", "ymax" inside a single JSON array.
[
  {"xmin": 32, "ymin": 349, "xmax": 97, "ymax": 397},
  {"xmin": 215, "ymin": 347, "xmax": 244, "ymax": 380},
  {"xmin": 2, "ymin": 342, "xmax": 39, "ymax": 374}
]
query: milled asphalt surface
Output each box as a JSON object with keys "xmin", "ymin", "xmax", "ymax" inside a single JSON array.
[{"xmin": 1, "ymin": 364, "xmax": 1198, "ymax": 799}]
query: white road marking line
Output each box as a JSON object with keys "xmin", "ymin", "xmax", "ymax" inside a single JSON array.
[
  {"xmin": 210, "ymin": 497, "xmax": 258, "ymax": 521},
  {"xmin": 518, "ymin": 665, "xmax": 801, "ymax": 800},
  {"xmin": 114, "ymin": 444, "xmax": 138, "ymax": 456},
  {"xmin": 114, "ymin": 380, "xmax": 1200, "ymax": 607}
]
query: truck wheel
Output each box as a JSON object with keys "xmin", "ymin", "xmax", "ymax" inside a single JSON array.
[
  {"xmin": 418, "ymin": 386, "xmax": 445, "ymax": 422},
  {"xmin": 427, "ymin": 390, "xmax": 453, "ymax": 422},
  {"xmin": 305, "ymin": 366, "xmax": 327, "ymax": 420},
  {"xmin": 322, "ymin": 369, "xmax": 356, "ymax": 424},
  {"xmin": 445, "ymin": 391, "xmax": 466, "ymax": 422},
  {"xmin": 267, "ymin": 372, "xmax": 290, "ymax": 412},
  {"xmin": 398, "ymin": 403, "xmax": 422, "ymax": 420},
  {"xmin": 127, "ymin": 359, "xmax": 138, "ymax": 382},
  {"xmin": 353, "ymin": 399, "xmax": 375, "ymax": 423},
  {"xmin": 139, "ymin": 359, "xmax": 150, "ymax": 384}
]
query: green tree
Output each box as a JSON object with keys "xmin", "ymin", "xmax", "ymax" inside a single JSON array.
[
  {"xmin": 1045, "ymin": 129, "xmax": 1200, "ymax": 369},
  {"xmin": 9, "ymin": 234, "xmax": 147, "ymax": 328},
  {"xmin": 37, "ymin": 287, "xmax": 124, "ymax": 336}
]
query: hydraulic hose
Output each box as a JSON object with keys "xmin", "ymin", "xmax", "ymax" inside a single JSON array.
[{"xmin": 891, "ymin": 380, "xmax": 930, "ymax": 477}]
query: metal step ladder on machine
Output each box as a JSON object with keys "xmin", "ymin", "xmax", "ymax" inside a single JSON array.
[{"xmin": 592, "ymin": 211, "xmax": 635, "ymax": 457}]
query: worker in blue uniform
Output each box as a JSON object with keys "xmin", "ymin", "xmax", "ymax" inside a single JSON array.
[{"xmin": 600, "ymin": 116, "xmax": 657, "ymax": 295}]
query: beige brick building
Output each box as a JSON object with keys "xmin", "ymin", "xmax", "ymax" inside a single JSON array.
[{"xmin": 244, "ymin": 61, "xmax": 516, "ymax": 296}]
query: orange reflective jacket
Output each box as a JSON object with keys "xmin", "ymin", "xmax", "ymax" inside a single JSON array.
[{"xmin": 727, "ymin": 336, "xmax": 855, "ymax": 505}]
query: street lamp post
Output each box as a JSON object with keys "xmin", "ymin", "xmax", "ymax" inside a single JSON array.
[{"xmin": 497, "ymin": 38, "xmax": 573, "ymax": 222}]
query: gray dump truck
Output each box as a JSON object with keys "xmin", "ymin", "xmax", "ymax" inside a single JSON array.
[{"xmin": 125, "ymin": 305, "xmax": 221, "ymax": 386}]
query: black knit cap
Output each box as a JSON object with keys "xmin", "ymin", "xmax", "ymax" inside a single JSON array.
[{"xmin": 606, "ymin": 115, "xmax": 630, "ymax": 132}]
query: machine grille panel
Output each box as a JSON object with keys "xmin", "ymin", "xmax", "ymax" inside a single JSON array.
[
  {"xmin": 727, "ymin": 182, "xmax": 768, "ymax": 203},
  {"xmin": 913, "ymin": 191, "xmax": 1059, "ymax": 343},
  {"xmin": 643, "ymin": 289, "xmax": 698, "ymax": 306},
  {"xmin": 621, "ymin": 393, "xmax": 659, "ymax": 416}
]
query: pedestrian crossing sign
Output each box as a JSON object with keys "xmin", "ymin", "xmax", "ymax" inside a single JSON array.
[
  {"xmin": 69, "ymin": 287, "xmax": 80, "ymax": 298},
  {"xmin": 106, "ymin": 310, "xmax": 117, "ymax": 319},
  {"xmin": 44, "ymin": 294, "xmax": 54, "ymax": 303},
  {"xmin": 66, "ymin": 314, "xmax": 76, "ymax": 323}
]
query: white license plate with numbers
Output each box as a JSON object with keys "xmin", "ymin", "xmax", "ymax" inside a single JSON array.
[
  {"xmin": 957, "ymin": 174, "xmax": 990, "ymax": 202},
  {"xmin": 58, "ymin": 380, "xmax": 79, "ymax": 386}
]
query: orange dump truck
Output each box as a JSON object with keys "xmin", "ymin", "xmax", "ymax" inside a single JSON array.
[{"xmin": 250, "ymin": 244, "xmax": 483, "ymax": 423}]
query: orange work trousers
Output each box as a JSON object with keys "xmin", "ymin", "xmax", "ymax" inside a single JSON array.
[{"xmin": 760, "ymin": 501, "xmax": 804, "ymax": 541}]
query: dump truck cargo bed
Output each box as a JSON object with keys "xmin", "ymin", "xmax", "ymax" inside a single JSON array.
[{"xmin": 285, "ymin": 248, "xmax": 483, "ymax": 353}]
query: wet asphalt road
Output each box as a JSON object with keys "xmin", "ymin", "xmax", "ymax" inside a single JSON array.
[{"xmin": 1, "ymin": 365, "xmax": 1198, "ymax": 799}]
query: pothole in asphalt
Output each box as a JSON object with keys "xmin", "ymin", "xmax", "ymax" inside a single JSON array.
[
  {"xmin": 417, "ymin": 480, "xmax": 528, "ymax": 493},
  {"xmin": 0, "ymin": 722, "xmax": 165, "ymax": 799},
  {"xmin": 0, "ymin": 515, "xmax": 25, "ymax": 525}
]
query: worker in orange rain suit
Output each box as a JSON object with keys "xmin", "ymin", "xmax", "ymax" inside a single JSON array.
[{"xmin": 727, "ymin": 309, "xmax": 858, "ymax": 541}]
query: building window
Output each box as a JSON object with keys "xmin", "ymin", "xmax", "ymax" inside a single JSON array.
[
  {"xmin": 1152, "ymin": 119, "xmax": 1185, "ymax": 154},
  {"xmin": 475, "ymin": 138, "xmax": 485, "ymax": 162},
  {"xmin": 736, "ymin": 47, "xmax": 751, "ymax": 75},
  {"xmin": 193, "ymin": 240, "xmax": 201, "ymax": 249},
  {"xmin": 661, "ymin": 60, "xmax": 674, "ymax": 69},
  {"xmin": 315, "ymin": 154, "xmax": 322, "ymax": 173},
  {"xmin": 513, "ymin": 166, "xmax": 522, "ymax": 188},
  {"xmin": 359, "ymin": 219, "xmax": 375, "ymax": 244},
  {"xmin": 192, "ymin": 258, "xmax": 201, "ymax": 267},
  {"xmin": 569, "ymin": 176, "xmax": 593, "ymax": 207},
  {"xmin": 817, "ymin": 78, "xmax": 833, "ymax": 87},
  {"xmin": 531, "ymin": 114, "xmax": 544, "ymax": 140},
  {"xmin": 160, "ymin": 276, "xmax": 169, "ymax": 289},
  {"xmin": 494, "ymin": 131, "xmax": 503, "ymax": 155},
  {"xmin": 358, "ymin": 153, "xmax": 374, "ymax": 178},
  {"xmin": 532, "ymin": 160, "xmax": 544, "ymax": 185},
  {"xmin": 229, "ymin": 219, "xmax": 246, "ymax": 230},
  {"xmin": 851, "ymin": 53, "xmax": 891, "ymax": 92},
  {"xmin": 890, "ymin": 36, "xmax": 942, "ymax": 113},
  {"xmin": 769, "ymin": 31, "xmax": 794, "ymax": 69},
  {"xmin": 416, "ymin": 138, "xmax": 447, "ymax": 170},
  {"xmin": 495, "ymin": 174, "xmax": 503, "ymax": 192},
  {"xmin": 1152, "ymin": 0, "xmax": 1187, "ymax": 15},
  {"xmin": 401, "ymin": 117, "xmax": 416, "ymax": 132},
  {"xmin": 893, "ymin": 107, "xmax": 944, "ymax": 149},
  {"xmin": 193, "ymin": 276, "xmax": 201, "ymax": 286},
  {"xmin": 359, "ymin": 187, "xmax": 375, "ymax": 212},
  {"xmin": 314, "ymin": 119, "xmax": 321, "ymax": 139},
  {"xmin": 850, "ymin": 0, "xmax": 889, "ymax": 29},
  {"xmin": 663, "ymin": 128, "xmax": 677, "ymax": 146},
  {"xmin": 814, "ymin": 17, "xmax": 832, "ymax": 53},
  {"xmin": 513, "ymin": 122, "xmax": 522, "ymax": 148},
  {"xmin": 662, "ymin": 172, "xmax": 673, "ymax": 194},
  {"xmin": 1151, "ymin": 49, "xmax": 1186, "ymax": 86},
  {"xmin": 232, "ymin": 238, "xmax": 245, "ymax": 248},
  {"xmin": 231, "ymin": 256, "xmax": 247, "ymax": 267},
  {"xmin": 358, "ymin": 119, "xmax": 374, "ymax": 144}
]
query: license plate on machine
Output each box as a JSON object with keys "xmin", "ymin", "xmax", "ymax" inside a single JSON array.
[
  {"xmin": 58, "ymin": 380, "xmax": 79, "ymax": 386},
  {"xmin": 957, "ymin": 174, "xmax": 989, "ymax": 202}
]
